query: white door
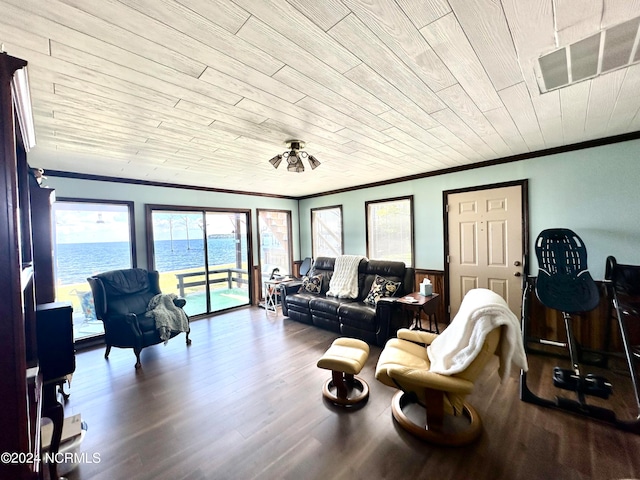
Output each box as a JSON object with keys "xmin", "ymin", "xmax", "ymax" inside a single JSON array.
[{"xmin": 447, "ymin": 185, "xmax": 524, "ymax": 317}]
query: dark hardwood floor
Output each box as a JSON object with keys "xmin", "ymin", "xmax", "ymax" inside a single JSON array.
[{"xmin": 58, "ymin": 307, "xmax": 640, "ymax": 480}]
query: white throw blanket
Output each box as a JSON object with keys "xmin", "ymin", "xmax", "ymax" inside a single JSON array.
[
  {"xmin": 326, "ymin": 255, "xmax": 367, "ymax": 299},
  {"xmin": 427, "ymin": 288, "xmax": 528, "ymax": 382},
  {"xmin": 145, "ymin": 293, "xmax": 190, "ymax": 344}
]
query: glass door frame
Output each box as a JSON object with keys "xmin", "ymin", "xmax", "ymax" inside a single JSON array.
[{"xmin": 145, "ymin": 204, "xmax": 254, "ymax": 316}]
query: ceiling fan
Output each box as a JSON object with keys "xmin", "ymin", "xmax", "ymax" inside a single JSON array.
[{"xmin": 269, "ymin": 140, "xmax": 320, "ymax": 173}]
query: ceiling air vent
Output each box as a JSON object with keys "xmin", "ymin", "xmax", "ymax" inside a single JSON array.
[{"xmin": 537, "ymin": 16, "xmax": 640, "ymax": 92}]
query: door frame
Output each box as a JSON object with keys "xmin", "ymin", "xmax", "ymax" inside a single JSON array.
[
  {"xmin": 145, "ymin": 204, "xmax": 254, "ymax": 316},
  {"xmin": 443, "ymin": 179, "xmax": 530, "ymax": 322}
]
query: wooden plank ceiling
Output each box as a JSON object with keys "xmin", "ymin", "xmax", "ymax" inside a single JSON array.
[{"xmin": 1, "ymin": 0, "xmax": 639, "ymax": 196}]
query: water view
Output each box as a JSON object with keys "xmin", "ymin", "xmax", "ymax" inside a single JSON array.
[
  {"xmin": 56, "ymin": 236, "xmax": 250, "ymax": 341},
  {"xmin": 55, "ymin": 236, "xmax": 246, "ymax": 285}
]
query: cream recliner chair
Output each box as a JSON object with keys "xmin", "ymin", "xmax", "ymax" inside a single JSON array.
[{"xmin": 375, "ymin": 288, "xmax": 527, "ymax": 446}]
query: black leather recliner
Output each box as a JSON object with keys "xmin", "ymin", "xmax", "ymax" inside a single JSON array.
[{"xmin": 87, "ymin": 268, "xmax": 191, "ymax": 369}]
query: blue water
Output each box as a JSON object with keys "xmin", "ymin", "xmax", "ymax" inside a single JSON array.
[{"xmin": 55, "ymin": 236, "xmax": 246, "ymax": 285}]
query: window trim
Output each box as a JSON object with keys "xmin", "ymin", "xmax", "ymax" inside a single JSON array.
[
  {"xmin": 54, "ymin": 197, "xmax": 136, "ymax": 347},
  {"xmin": 56, "ymin": 197, "xmax": 137, "ymax": 268},
  {"xmin": 365, "ymin": 195, "xmax": 414, "ymax": 267},
  {"xmin": 310, "ymin": 204, "xmax": 344, "ymax": 259}
]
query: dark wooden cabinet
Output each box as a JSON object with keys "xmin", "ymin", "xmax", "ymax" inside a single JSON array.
[
  {"xmin": 36, "ymin": 302, "xmax": 75, "ymax": 382},
  {"xmin": 0, "ymin": 52, "xmax": 55, "ymax": 480}
]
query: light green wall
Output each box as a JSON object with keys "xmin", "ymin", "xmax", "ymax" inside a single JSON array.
[
  {"xmin": 45, "ymin": 176, "xmax": 300, "ymax": 268},
  {"xmin": 44, "ymin": 138, "xmax": 640, "ymax": 280},
  {"xmin": 299, "ymin": 139, "xmax": 640, "ymax": 280}
]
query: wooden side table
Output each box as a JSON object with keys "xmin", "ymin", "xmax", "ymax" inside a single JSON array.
[{"xmin": 397, "ymin": 292, "xmax": 441, "ymax": 333}]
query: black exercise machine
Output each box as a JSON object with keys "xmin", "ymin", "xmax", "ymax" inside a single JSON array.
[
  {"xmin": 520, "ymin": 229, "xmax": 640, "ymax": 433},
  {"xmin": 605, "ymin": 256, "xmax": 640, "ymax": 423}
]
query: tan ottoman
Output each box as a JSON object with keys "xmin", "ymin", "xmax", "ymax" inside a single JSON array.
[{"xmin": 317, "ymin": 338, "xmax": 370, "ymax": 406}]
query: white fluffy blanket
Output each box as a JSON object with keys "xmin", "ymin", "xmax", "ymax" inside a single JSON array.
[
  {"xmin": 327, "ymin": 255, "xmax": 366, "ymax": 299},
  {"xmin": 145, "ymin": 293, "xmax": 190, "ymax": 344},
  {"xmin": 427, "ymin": 288, "xmax": 528, "ymax": 382}
]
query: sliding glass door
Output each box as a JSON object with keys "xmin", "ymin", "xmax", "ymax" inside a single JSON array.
[
  {"xmin": 147, "ymin": 206, "xmax": 251, "ymax": 317},
  {"xmin": 206, "ymin": 211, "xmax": 250, "ymax": 313}
]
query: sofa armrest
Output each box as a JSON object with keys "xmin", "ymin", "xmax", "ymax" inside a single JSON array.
[
  {"xmin": 279, "ymin": 281, "xmax": 302, "ymax": 316},
  {"xmin": 281, "ymin": 281, "xmax": 302, "ymax": 295},
  {"xmin": 375, "ymin": 297, "xmax": 400, "ymax": 345}
]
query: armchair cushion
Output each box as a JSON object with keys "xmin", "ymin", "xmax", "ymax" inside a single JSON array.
[
  {"xmin": 364, "ymin": 275, "xmax": 401, "ymax": 305},
  {"xmin": 100, "ymin": 268, "xmax": 154, "ymax": 296},
  {"xmin": 382, "ymin": 347, "xmax": 475, "ymax": 395},
  {"xmin": 375, "ymin": 337, "xmax": 470, "ymax": 412}
]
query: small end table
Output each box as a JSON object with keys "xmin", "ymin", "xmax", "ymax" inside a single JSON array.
[
  {"xmin": 263, "ymin": 279, "xmax": 283, "ymax": 313},
  {"xmin": 397, "ymin": 292, "xmax": 441, "ymax": 333}
]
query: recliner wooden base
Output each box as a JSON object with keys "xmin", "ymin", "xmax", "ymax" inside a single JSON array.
[
  {"xmin": 322, "ymin": 371, "xmax": 369, "ymax": 406},
  {"xmin": 391, "ymin": 390, "xmax": 482, "ymax": 446}
]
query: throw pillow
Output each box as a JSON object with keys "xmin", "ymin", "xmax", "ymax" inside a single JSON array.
[
  {"xmin": 364, "ymin": 275, "xmax": 401, "ymax": 305},
  {"xmin": 79, "ymin": 291, "xmax": 97, "ymax": 321},
  {"xmin": 298, "ymin": 274, "xmax": 323, "ymax": 294}
]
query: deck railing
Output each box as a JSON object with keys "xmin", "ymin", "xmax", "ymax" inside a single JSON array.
[{"xmin": 175, "ymin": 268, "xmax": 249, "ymax": 297}]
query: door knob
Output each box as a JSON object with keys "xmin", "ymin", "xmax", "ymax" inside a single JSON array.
[{"xmin": 514, "ymin": 272, "xmax": 522, "ymax": 277}]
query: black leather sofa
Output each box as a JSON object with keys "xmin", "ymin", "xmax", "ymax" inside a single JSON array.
[{"xmin": 281, "ymin": 257, "xmax": 414, "ymax": 346}]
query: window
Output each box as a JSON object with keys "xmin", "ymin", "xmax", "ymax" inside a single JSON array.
[
  {"xmin": 366, "ymin": 196, "xmax": 414, "ymax": 267},
  {"xmin": 52, "ymin": 199, "xmax": 135, "ymax": 342},
  {"xmin": 311, "ymin": 206, "xmax": 343, "ymax": 258},
  {"xmin": 257, "ymin": 209, "xmax": 293, "ymax": 291},
  {"xmin": 147, "ymin": 206, "xmax": 251, "ymax": 317}
]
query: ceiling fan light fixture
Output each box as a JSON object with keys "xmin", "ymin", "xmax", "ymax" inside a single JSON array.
[
  {"xmin": 269, "ymin": 140, "xmax": 320, "ymax": 173},
  {"xmin": 287, "ymin": 152, "xmax": 304, "ymax": 172}
]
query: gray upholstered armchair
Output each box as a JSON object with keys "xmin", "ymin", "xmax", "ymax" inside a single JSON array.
[{"xmin": 87, "ymin": 268, "xmax": 191, "ymax": 369}]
